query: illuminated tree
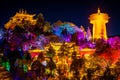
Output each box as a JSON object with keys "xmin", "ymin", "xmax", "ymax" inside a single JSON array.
[
  {"xmin": 53, "ymin": 20, "xmax": 63, "ymax": 27},
  {"xmin": 95, "ymin": 39, "xmax": 110, "ymax": 53},
  {"xmin": 0, "ymin": 28, "xmax": 4, "ymax": 40},
  {"xmin": 31, "ymin": 59, "xmax": 45, "ymax": 77},
  {"xmin": 86, "ymin": 27, "xmax": 92, "ymax": 41},
  {"xmin": 0, "ymin": 28, "xmax": 5, "ymax": 48},
  {"xmin": 70, "ymin": 58, "xmax": 84, "ymax": 79},
  {"xmin": 58, "ymin": 42, "xmax": 70, "ymax": 57},
  {"xmin": 46, "ymin": 58, "xmax": 56, "ymax": 77},
  {"xmin": 46, "ymin": 45, "xmax": 55, "ymax": 58},
  {"xmin": 36, "ymin": 13, "xmax": 44, "ymax": 27},
  {"xmin": 115, "ymin": 59, "xmax": 120, "ymax": 75},
  {"xmin": 0, "ymin": 65, "xmax": 12, "ymax": 79},
  {"xmin": 34, "ymin": 13, "xmax": 52, "ymax": 36},
  {"xmin": 108, "ymin": 37, "xmax": 120, "ymax": 50},
  {"xmin": 4, "ymin": 10, "xmax": 36, "ymax": 49},
  {"xmin": 83, "ymin": 54, "xmax": 108, "ymax": 80},
  {"xmin": 34, "ymin": 13, "xmax": 45, "ymax": 35},
  {"xmin": 43, "ymin": 21, "xmax": 52, "ymax": 36},
  {"xmin": 52, "ymin": 22, "xmax": 76, "ymax": 42}
]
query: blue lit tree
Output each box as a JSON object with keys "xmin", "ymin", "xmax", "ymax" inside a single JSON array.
[
  {"xmin": 52, "ymin": 22, "xmax": 76, "ymax": 42},
  {"xmin": 0, "ymin": 28, "xmax": 5, "ymax": 49}
]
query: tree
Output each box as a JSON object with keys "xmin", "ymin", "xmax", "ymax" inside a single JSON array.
[
  {"xmin": 31, "ymin": 59, "xmax": 45, "ymax": 77},
  {"xmin": 43, "ymin": 21, "xmax": 52, "ymax": 36},
  {"xmin": 34, "ymin": 13, "xmax": 45, "ymax": 35},
  {"xmin": 52, "ymin": 22, "xmax": 76, "ymax": 42},
  {"xmin": 108, "ymin": 37, "xmax": 120, "ymax": 50},
  {"xmin": 58, "ymin": 42, "xmax": 70, "ymax": 58},
  {"xmin": 46, "ymin": 45, "xmax": 55, "ymax": 58},
  {"xmin": 70, "ymin": 58, "xmax": 84, "ymax": 79},
  {"xmin": 115, "ymin": 59, "xmax": 120, "ymax": 75},
  {"xmin": 46, "ymin": 58, "xmax": 56, "ymax": 77},
  {"xmin": 4, "ymin": 10, "xmax": 36, "ymax": 49},
  {"xmin": 70, "ymin": 58, "xmax": 84, "ymax": 71},
  {"xmin": 36, "ymin": 13, "xmax": 44, "ymax": 28},
  {"xmin": 95, "ymin": 39, "xmax": 110, "ymax": 53},
  {"xmin": 53, "ymin": 20, "xmax": 63, "ymax": 27}
]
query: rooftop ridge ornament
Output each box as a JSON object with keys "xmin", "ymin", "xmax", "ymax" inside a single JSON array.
[
  {"xmin": 97, "ymin": 8, "xmax": 100, "ymax": 15},
  {"xmin": 18, "ymin": 9, "xmax": 27, "ymax": 14}
]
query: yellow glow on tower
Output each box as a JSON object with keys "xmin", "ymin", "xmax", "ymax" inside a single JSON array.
[{"xmin": 89, "ymin": 8, "xmax": 110, "ymax": 40}]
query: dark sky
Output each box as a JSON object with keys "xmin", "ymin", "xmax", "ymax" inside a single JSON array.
[{"xmin": 0, "ymin": 0, "xmax": 120, "ymax": 36}]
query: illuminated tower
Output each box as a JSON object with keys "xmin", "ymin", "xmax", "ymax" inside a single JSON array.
[{"xmin": 89, "ymin": 8, "xmax": 110, "ymax": 40}]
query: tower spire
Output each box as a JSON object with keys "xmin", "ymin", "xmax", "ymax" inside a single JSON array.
[{"xmin": 97, "ymin": 8, "xmax": 100, "ymax": 14}]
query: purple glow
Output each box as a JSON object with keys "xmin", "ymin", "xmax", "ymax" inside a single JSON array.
[
  {"xmin": 108, "ymin": 36, "xmax": 120, "ymax": 49},
  {"xmin": 22, "ymin": 35, "xmax": 49, "ymax": 51}
]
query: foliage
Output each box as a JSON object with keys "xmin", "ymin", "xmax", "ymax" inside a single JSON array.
[
  {"xmin": 46, "ymin": 45, "xmax": 55, "ymax": 58},
  {"xmin": 108, "ymin": 36, "xmax": 120, "ymax": 50},
  {"xmin": 31, "ymin": 60, "xmax": 45, "ymax": 76},
  {"xmin": 35, "ymin": 13, "xmax": 52, "ymax": 36},
  {"xmin": 52, "ymin": 22, "xmax": 77, "ymax": 42},
  {"xmin": 70, "ymin": 58, "xmax": 84, "ymax": 71},
  {"xmin": 0, "ymin": 28, "xmax": 5, "ymax": 47},
  {"xmin": 58, "ymin": 42, "xmax": 70, "ymax": 57},
  {"xmin": 95, "ymin": 39, "xmax": 110, "ymax": 53},
  {"xmin": 46, "ymin": 58, "xmax": 56, "ymax": 76},
  {"xmin": 2, "ymin": 9, "xmax": 120, "ymax": 79},
  {"xmin": 0, "ymin": 28, "xmax": 5, "ymax": 40}
]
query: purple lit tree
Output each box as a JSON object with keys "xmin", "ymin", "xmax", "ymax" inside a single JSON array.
[
  {"xmin": 34, "ymin": 13, "xmax": 52, "ymax": 36},
  {"xmin": 22, "ymin": 35, "xmax": 49, "ymax": 51},
  {"xmin": 108, "ymin": 36, "xmax": 120, "ymax": 50},
  {"xmin": 3, "ymin": 10, "xmax": 52, "ymax": 52}
]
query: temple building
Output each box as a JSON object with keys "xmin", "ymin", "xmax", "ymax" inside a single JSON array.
[
  {"xmin": 5, "ymin": 9, "xmax": 36, "ymax": 29},
  {"xmin": 89, "ymin": 8, "xmax": 110, "ymax": 40}
]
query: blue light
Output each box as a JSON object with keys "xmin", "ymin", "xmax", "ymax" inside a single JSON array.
[
  {"xmin": 52, "ymin": 23, "xmax": 76, "ymax": 42},
  {"xmin": 0, "ymin": 29, "xmax": 4, "ymax": 40}
]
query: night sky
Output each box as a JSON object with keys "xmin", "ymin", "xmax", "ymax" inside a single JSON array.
[{"xmin": 0, "ymin": 0, "xmax": 120, "ymax": 36}]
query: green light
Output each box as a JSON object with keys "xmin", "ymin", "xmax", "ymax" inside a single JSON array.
[
  {"xmin": 23, "ymin": 64, "xmax": 28, "ymax": 72},
  {"xmin": 6, "ymin": 61, "xmax": 10, "ymax": 71}
]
